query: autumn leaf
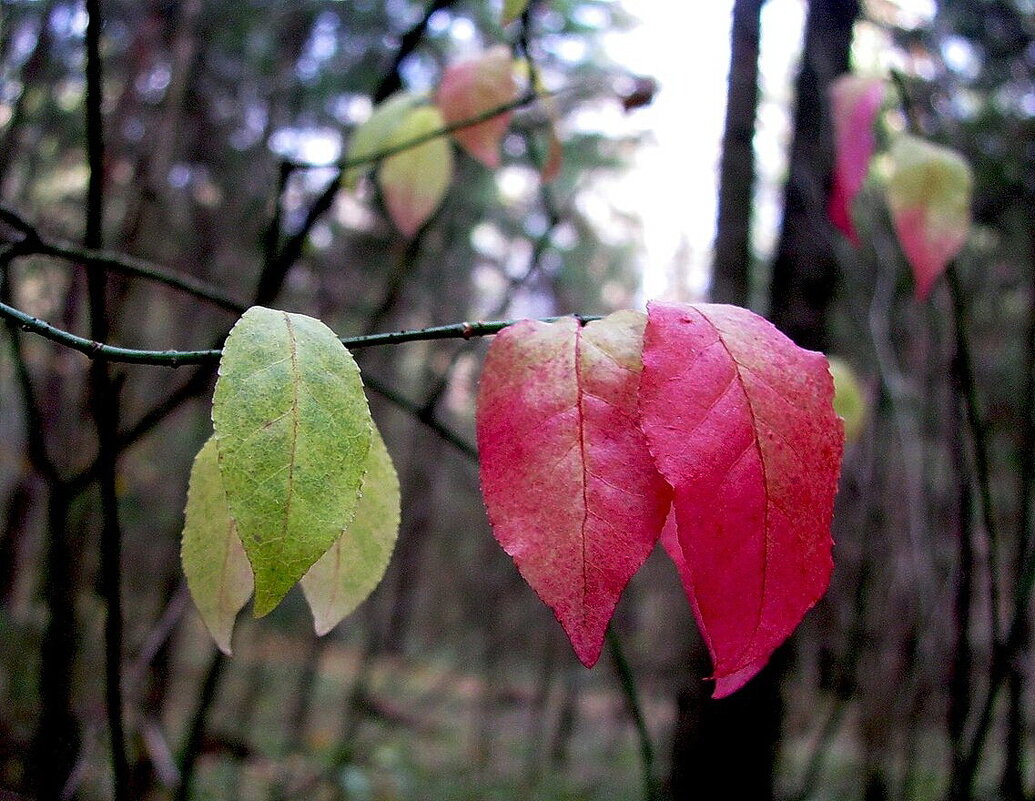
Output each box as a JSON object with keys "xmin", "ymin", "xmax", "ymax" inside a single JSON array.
[
  {"xmin": 829, "ymin": 74, "xmax": 885, "ymax": 243},
  {"xmin": 887, "ymin": 135, "xmax": 973, "ymax": 299},
  {"xmin": 828, "ymin": 356, "xmax": 868, "ymax": 443},
  {"xmin": 379, "ymin": 105, "xmax": 454, "ymax": 236},
  {"xmin": 476, "ymin": 311, "xmax": 672, "ymax": 667},
  {"xmin": 502, "ymin": 0, "xmax": 530, "ymax": 25},
  {"xmin": 437, "ymin": 46, "xmax": 519, "ymax": 168},
  {"xmin": 343, "ymin": 91, "xmax": 426, "ymax": 188},
  {"xmin": 640, "ymin": 301, "xmax": 843, "ymax": 697},
  {"xmin": 301, "ymin": 424, "xmax": 400, "ymax": 635},
  {"xmin": 212, "ymin": 306, "xmax": 373, "ymax": 616},
  {"xmin": 181, "ymin": 437, "xmax": 253, "ymax": 655}
]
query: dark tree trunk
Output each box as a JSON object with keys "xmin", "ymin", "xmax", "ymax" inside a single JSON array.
[
  {"xmin": 768, "ymin": 0, "xmax": 859, "ymax": 351},
  {"xmin": 711, "ymin": 0, "xmax": 765, "ymax": 308}
]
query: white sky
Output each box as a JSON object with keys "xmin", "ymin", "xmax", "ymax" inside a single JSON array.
[{"xmin": 600, "ymin": 0, "xmax": 807, "ymax": 304}]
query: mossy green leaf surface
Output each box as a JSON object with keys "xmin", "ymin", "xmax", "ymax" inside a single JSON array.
[
  {"xmin": 301, "ymin": 424, "xmax": 400, "ymax": 635},
  {"xmin": 181, "ymin": 437, "xmax": 253, "ymax": 655},
  {"xmin": 213, "ymin": 306, "xmax": 373, "ymax": 616}
]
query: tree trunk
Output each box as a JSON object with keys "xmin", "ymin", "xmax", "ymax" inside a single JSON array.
[{"xmin": 711, "ymin": 0, "xmax": 765, "ymax": 308}]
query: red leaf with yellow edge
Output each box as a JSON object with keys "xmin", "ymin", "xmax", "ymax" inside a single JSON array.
[
  {"xmin": 476, "ymin": 311, "xmax": 672, "ymax": 667},
  {"xmin": 641, "ymin": 301, "xmax": 843, "ymax": 697},
  {"xmin": 437, "ymin": 46, "xmax": 519, "ymax": 168},
  {"xmin": 887, "ymin": 135, "xmax": 973, "ymax": 299},
  {"xmin": 829, "ymin": 75, "xmax": 885, "ymax": 243}
]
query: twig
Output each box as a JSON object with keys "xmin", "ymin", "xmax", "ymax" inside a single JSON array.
[
  {"xmin": 0, "ymin": 299, "xmax": 600, "ymax": 366},
  {"xmin": 606, "ymin": 626, "xmax": 657, "ymax": 801},
  {"xmin": 173, "ymin": 649, "xmax": 226, "ymax": 801},
  {"xmin": 0, "ymin": 205, "xmax": 246, "ymax": 313}
]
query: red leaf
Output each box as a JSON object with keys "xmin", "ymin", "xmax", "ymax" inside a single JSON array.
[
  {"xmin": 477, "ymin": 312, "xmax": 672, "ymax": 666},
  {"xmin": 886, "ymin": 135, "xmax": 973, "ymax": 299},
  {"xmin": 641, "ymin": 302, "xmax": 843, "ymax": 697},
  {"xmin": 829, "ymin": 75, "xmax": 885, "ymax": 243},
  {"xmin": 437, "ymin": 46, "xmax": 518, "ymax": 168}
]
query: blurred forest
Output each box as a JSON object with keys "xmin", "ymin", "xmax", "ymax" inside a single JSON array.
[{"xmin": 0, "ymin": 0, "xmax": 1033, "ymax": 800}]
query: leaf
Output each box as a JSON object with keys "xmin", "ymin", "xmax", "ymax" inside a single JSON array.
[
  {"xmin": 828, "ymin": 356, "xmax": 868, "ymax": 443},
  {"xmin": 343, "ymin": 91, "xmax": 426, "ymax": 188},
  {"xmin": 829, "ymin": 75, "xmax": 885, "ymax": 243},
  {"xmin": 640, "ymin": 301, "xmax": 843, "ymax": 697},
  {"xmin": 212, "ymin": 306, "xmax": 373, "ymax": 616},
  {"xmin": 476, "ymin": 311, "xmax": 672, "ymax": 667},
  {"xmin": 436, "ymin": 46, "xmax": 519, "ymax": 168},
  {"xmin": 502, "ymin": 0, "xmax": 530, "ymax": 25},
  {"xmin": 301, "ymin": 424, "xmax": 400, "ymax": 635},
  {"xmin": 181, "ymin": 437, "xmax": 253, "ymax": 655},
  {"xmin": 886, "ymin": 135, "xmax": 973, "ymax": 299},
  {"xmin": 378, "ymin": 105, "xmax": 454, "ymax": 237}
]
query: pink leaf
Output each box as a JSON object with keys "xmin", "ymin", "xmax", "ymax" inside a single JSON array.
[
  {"xmin": 829, "ymin": 75, "xmax": 885, "ymax": 243},
  {"xmin": 437, "ymin": 46, "xmax": 519, "ymax": 168},
  {"xmin": 477, "ymin": 311, "xmax": 672, "ymax": 666},
  {"xmin": 641, "ymin": 302, "xmax": 843, "ymax": 697},
  {"xmin": 886, "ymin": 135, "xmax": 973, "ymax": 299}
]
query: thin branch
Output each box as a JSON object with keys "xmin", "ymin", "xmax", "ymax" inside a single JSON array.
[
  {"xmin": 83, "ymin": 2, "xmax": 129, "ymax": 795},
  {"xmin": 606, "ymin": 626, "xmax": 657, "ymax": 801},
  {"xmin": 0, "ymin": 299, "xmax": 600, "ymax": 366},
  {"xmin": 0, "ymin": 205, "xmax": 246, "ymax": 313},
  {"xmin": 286, "ymin": 89, "xmax": 545, "ymax": 173}
]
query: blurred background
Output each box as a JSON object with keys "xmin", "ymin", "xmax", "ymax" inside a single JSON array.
[{"xmin": 0, "ymin": 0, "xmax": 1033, "ymax": 799}]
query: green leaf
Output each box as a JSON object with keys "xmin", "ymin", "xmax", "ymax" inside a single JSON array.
[
  {"xmin": 343, "ymin": 91, "xmax": 427, "ymax": 188},
  {"xmin": 378, "ymin": 105, "xmax": 454, "ymax": 236},
  {"xmin": 502, "ymin": 0, "xmax": 530, "ymax": 25},
  {"xmin": 301, "ymin": 424, "xmax": 400, "ymax": 635},
  {"xmin": 181, "ymin": 437, "xmax": 253, "ymax": 655},
  {"xmin": 213, "ymin": 306, "xmax": 373, "ymax": 616},
  {"xmin": 828, "ymin": 357, "xmax": 868, "ymax": 443}
]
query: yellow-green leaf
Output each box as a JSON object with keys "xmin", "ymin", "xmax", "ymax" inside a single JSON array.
[
  {"xmin": 343, "ymin": 91, "xmax": 426, "ymax": 188},
  {"xmin": 181, "ymin": 437, "xmax": 253, "ymax": 655},
  {"xmin": 378, "ymin": 105, "xmax": 454, "ymax": 237},
  {"xmin": 212, "ymin": 306, "xmax": 373, "ymax": 616},
  {"xmin": 502, "ymin": 0, "xmax": 530, "ymax": 25},
  {"xmin": 301, "ymin": 424, "xmax": 400, "ymax": 635},
  {"xmin": 828, "ymin": 357, "xmax": 868, "ymax": 443},
  {"xmin": 886, "ymin": 135, "xmax": 973, "ymax": 299}
]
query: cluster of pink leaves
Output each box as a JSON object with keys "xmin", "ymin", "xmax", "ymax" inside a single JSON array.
[
  {"xmin": 476, "ymin": 302, "xmax": 844, "ymax": 697},
  {"xmin": 829, "ymin": 74, "xmax": 973, "ymax": 300}
]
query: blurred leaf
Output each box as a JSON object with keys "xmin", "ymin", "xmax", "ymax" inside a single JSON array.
[
  {"xmin": 828, "ymin": 356, "xmax": 868, "ymax": 443},
  {"xmin": 502, "ymin": 0, "xmax": 531, "ymax": 26},
  {"xmin": 301, "ymin": 424, "xmax": 400, "ymax": 635},
  {"xmin": 437, "ymin": 45, "xmax": 519, "ymax": 168},
  {"xmin": 343, "ymin": 91, "xmax": 427, "ymax": 188},
  {"xmin": 379, "ymin": 105, "xmax": 454, "ymax": 236},
  {"xmin": 829, "ymin": 74, "xmax": 885, "ymax": 243},
  {"xmin": 887, "ymin": 135, "xmax": 973, "ymax": 299},
  {"xmin": 181, "ymin": 437, "xmax": 253, "ymax": 655},
  {"xmin": 213, "ymin": 306, "xmax": 373, "ymax": 616}
]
